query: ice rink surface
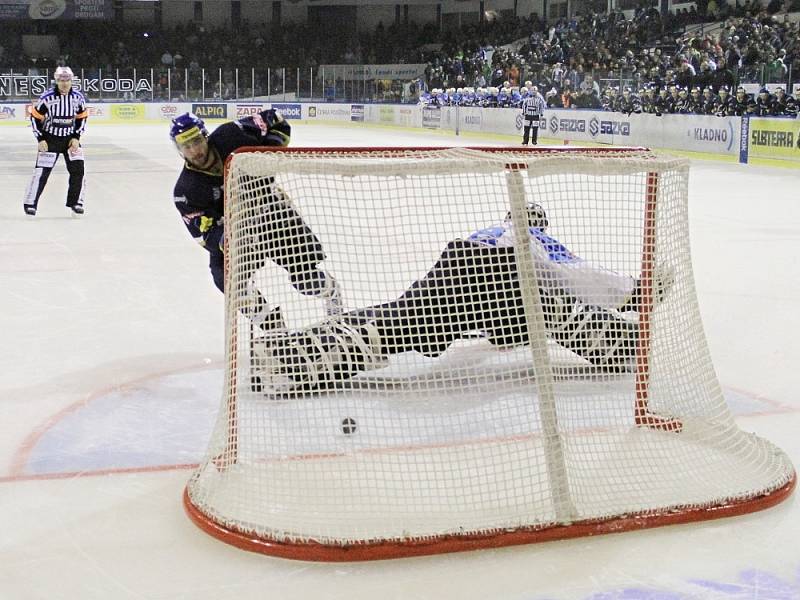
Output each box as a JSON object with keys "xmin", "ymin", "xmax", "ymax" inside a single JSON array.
[{"xmin": 1, "ymin": 122, "xmax": 799, "ymax": 600}]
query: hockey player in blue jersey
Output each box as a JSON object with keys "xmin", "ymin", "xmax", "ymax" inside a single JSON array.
[
  {"xmin": 509, "ymin": 87, "xmax": 523, "ymax": 108},
  {"xmin": 462, "ymin": 87, "xmax": 477, "ymax": 106},
  {"xmin": 485, "ymin": 87, "xmax": 499, "ymax": 108},
  {"xmin": 170, "ymin": 111, "xmax": 340, "ymax": 316},
  {"xmin": 252, "ymin": 203, "xmax": 674, "ymax": 393},
  {"xmin": 496, "ymin": 85, "xmax": 512, "ymax": 108}
]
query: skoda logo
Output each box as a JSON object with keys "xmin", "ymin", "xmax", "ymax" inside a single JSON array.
[{"xmin": 589, "ymin": 117, "xmax": 600, "ymax": 138}]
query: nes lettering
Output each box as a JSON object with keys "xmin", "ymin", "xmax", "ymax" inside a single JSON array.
[{"xmin": 0, "ymin": 75, "xmax": 152, "ymax": 97}]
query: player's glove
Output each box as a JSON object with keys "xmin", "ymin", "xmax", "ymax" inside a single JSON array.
[{"xmin": 262, "ymin": 109, "xmax": 285, "ymax": 129}]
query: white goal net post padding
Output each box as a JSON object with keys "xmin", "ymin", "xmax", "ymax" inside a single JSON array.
[{"xmin": 184, "ymin": 146, "xmax": 795, "ymax": 561}]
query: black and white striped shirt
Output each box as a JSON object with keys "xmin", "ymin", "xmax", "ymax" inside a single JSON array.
[
  {"xmin": 30, "ymin": 87, "xmax": 88, "ymax": 140},
  {"xmin": 521, "ymin": 94, "xmax": 546, "ymax": 119}
]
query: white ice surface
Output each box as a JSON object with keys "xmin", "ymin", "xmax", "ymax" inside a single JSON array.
[{"xmin": 1, "ymin": 122, "xmax": 799, "ymax": 599}]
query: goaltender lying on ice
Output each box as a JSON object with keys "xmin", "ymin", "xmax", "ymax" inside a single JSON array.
[{"xmin": 248, "ymin": 202, "xmax": 675, "ymax": 394}]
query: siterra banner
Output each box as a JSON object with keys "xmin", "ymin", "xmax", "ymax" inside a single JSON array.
[{"xmin": 747, "ymin": 118, "xmax": 800, "ymax": 163}]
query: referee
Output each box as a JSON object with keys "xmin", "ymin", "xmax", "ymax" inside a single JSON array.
[
  {"xmin": 521, "ymin": 86, "xmax": 546, "ymax": 146},
  {"xmin": 23, "ymin": 66, "xmax": 88, "ymax": 217}
]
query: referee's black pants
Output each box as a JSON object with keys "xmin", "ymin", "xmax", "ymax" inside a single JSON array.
[
  {"xmin": 23, "ymin": 134, "xmax": 85, "ymax": 211},
  {"xmin": 522, "ymin": 116, "xmax": 540, "ymax": 145}
]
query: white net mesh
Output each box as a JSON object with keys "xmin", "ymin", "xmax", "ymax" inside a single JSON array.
[{"xmin": 185, "ymin": 147, "xmax": 794, "ymax": 560}]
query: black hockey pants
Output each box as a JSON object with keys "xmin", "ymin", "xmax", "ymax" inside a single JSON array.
[
  {"xmin": 341, "ymin": 239, "xmax": 638, "ymax": 368},
  {"xmin": 213, "ymin": 194, "xmax": 327, "ymax": 295}
]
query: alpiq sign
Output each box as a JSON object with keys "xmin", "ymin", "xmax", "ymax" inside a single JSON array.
[{"xmin": 0, "ymin": 76, "xmax": 153, "ymax": 97}]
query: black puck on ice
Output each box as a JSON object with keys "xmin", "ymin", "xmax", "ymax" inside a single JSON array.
[{"xmin": 341, "ymin": 417, "xmax": 358, "ymax": 435}]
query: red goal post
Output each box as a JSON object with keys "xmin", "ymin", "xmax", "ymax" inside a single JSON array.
[{"xmin": 184, "ymin": 146, "xmax": 795, "ymax": 561}]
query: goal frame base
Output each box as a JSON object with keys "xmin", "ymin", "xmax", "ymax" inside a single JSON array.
[{"xmin": 183, "ymin": 477, "xmax": 795, "ymax": 562}]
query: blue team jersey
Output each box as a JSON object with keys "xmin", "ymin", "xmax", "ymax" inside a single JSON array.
[{"xmin": 468, "ymin": 225, "xmax": 577, "ymax": 263}]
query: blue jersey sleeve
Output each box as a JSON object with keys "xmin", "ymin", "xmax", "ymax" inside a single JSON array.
[
  {"xmin": 528, "ymin": 228, "xmax": 577, "ymax": 263},
  {"xmin": 467, "ymin": 225, "xmax": 578, "ymax": 263},
  {"xmin": 467, "ymin": 225, "xmax": 506, "ymax": 246}
]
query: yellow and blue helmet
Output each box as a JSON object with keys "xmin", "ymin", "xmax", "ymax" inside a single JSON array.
[{"xmin": 170, "ymin": 112, "xmax": 208, "ymax": 149}]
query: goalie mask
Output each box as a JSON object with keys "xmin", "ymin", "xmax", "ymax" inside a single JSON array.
[{"xmin": 505, "ymin": 202, "xmax": 549, "ymax": 231}]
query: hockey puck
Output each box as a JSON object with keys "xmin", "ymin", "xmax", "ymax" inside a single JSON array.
[{"xmin": 341, "ymin": 417, "xmax": 358, "ymax": 435}]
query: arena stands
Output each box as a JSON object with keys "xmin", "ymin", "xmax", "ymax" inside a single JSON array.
[{"xmin": 1, "ymin": 1, "xmax": 798, "ymax": 110}]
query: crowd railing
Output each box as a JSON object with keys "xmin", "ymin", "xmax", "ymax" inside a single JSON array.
[
  {"xmin": 0, "ymin": 66, "xmax": 418, "ymax": 104},
  {"xmin": 2, "ymin": 63, "xmax": 798, "ymax": 105}
]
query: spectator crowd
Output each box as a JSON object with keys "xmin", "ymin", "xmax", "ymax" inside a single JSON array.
[
  {"xmin": 420, "ymin": 81, "xmax": 797, "ymax": 117},
  {"xmin": 1, "ymin": 0, "xmax": 799, "ymax": 113},
  {"xmin": 417, "ymin": 0, "xmax": 800, "ymax": 116}
]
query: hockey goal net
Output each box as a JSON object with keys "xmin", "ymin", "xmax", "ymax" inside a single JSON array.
[{"xmin": 184, "ymin": 146, "xmax": 795, "ymax": 561}]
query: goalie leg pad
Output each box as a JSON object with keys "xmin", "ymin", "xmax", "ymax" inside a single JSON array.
[{"xmin": 251, "ymin": 319, "xmax": 384, "ymax": 393}]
